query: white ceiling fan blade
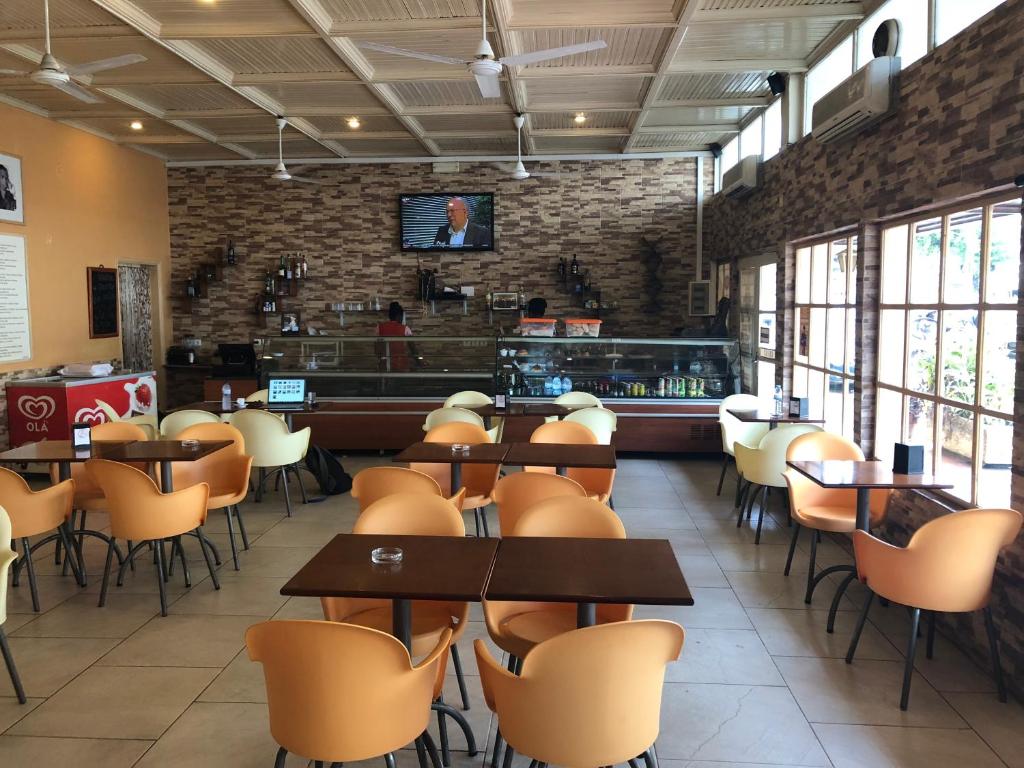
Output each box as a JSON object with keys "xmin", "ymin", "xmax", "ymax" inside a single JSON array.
[
  {"xmin": 474, "ymin": 73, "xmax": 502, "ymax": 98},
  {"xmin": 65, "ymin": 53, "xmax": 146, "ymax": 77},
  {"xmin": 0, "ymin": 69, "xmax": 31, "ymax": 76},
  {"xmin": 52, "ymin": 79, "xmax": 102, "ymax": 103},
  {"xmin": 499, "ymin": 40, "xmax": 607, "ymax": 68},
  {"xmin": 527, "ymin": 171, "xmax": 561, "ymax": 177},
  {"xmin": 491, "ymin": 162, "xmax": 517, "ymax": 173},
  {"xmin": 354, "ymin": 41, "xmax": 468, "ymax": 66}
]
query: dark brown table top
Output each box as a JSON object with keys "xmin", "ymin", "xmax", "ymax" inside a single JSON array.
[
  {"xmin": 280, "ymin": 533, "xmax": 500, "ymax": 601},
  {"xmin": 105, "ymin": 440, "xmax": 234, "ymax": 463},
  {"xmin": 503, "ymin": 442, "xmax": 617, "ymax": 469},
  {"xmin": 463, "ymin": 403, "xmax": 527, "ymax": 418},
  {"xmin": 786, "ymin": 460, "xmax": 954, "ymax": 490},
  {"xmin": 173, "ymin": 400, "xmax": 318, "ymax": 415},
  {"xmin": 0, "ymin": 440, "xmax": 132, "ymax": 463},
  {"xmin": 394, "ymin": 441, "xmax": 510, "ymax": 465},
  {"xmin": 486, "ymin": 537, "xmax": 693, "ymax": 606},
  {"xmin": 727, "ymin": 408, "xmax": 825, "ymax": 424}
]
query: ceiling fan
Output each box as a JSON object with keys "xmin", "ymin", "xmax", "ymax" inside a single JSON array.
[
  {"xmin": 270, "ymin": 117, "xmax": 322, "ymax": 185},
  {"xmin": 353, "ymin": 1, "xmax": 606, "ymax": 99},
  {"xmin": 494, "ymin": 114, "xmax": 558, "ymax": 180},
  {"xmin": 0, "ymin": 0, "xmax": 146, "ymax": 104}
]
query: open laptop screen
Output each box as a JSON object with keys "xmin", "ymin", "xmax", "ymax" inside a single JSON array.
[{"xmin": 267, "ymin": 378, "xmax": 306, "ymax": 404}]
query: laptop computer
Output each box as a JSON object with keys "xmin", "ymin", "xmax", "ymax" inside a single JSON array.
[{"xmin": 267, "ymin": 378, "xmax": 307, "ymax": 410}]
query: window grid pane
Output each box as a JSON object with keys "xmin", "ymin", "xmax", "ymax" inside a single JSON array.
[{"xmin": 763, "ymin": 99, "xmax": 782, "ymax": 160}]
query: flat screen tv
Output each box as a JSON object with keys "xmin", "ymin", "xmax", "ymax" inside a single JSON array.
[{"xmin": 400, "ymin": 193, "xmax": 494, "ymax": 251}]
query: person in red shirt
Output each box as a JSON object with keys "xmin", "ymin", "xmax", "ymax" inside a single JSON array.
[{"xmin": 377, "ymin": 302, "xmax": 414, "ymax": 373}]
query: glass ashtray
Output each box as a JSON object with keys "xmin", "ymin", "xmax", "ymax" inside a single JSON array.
[
  {"xmin": 371, "ymin": 546, "xmax": 403, "ymax": 564},
  {"xmin": 181, "ymin": 439, "xmax": 200, "ymax": 450},
  {"xmin": 450, "ymin": 443, "xmax": 471, "ymax": 454}
]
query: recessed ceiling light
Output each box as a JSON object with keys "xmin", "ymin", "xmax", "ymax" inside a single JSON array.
[
  {"xmin": 347, "ymin": 116, "xmax": 361, "ymax": 129},
  {"xmin": 574, "ymin": 112, "xmax": 587, "ymax": 124},
  {"xmin": 129, "ymin": 120, "xmax": 144, "ymax": 130}
]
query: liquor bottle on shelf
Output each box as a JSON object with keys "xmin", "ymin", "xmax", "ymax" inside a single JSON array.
[
  {"xmin": 186, "ymin": 275, "xmax": 195, "ymax": 298},
  {"xmin": 278, "ymin": 255, "xmax": 286, "ymax": 278},
  {"xmin": 264, "ymin": 270, "xmax": 274, "ymax": 294},
  {"xmin": 570, "ymin": 254, "xmax": 579, "ymax": 275},
  {"xmin": 286, "ymin": 257, "xmax": 293, "ymax": 281},
  {"xmin": 557, "ymin": 257, "xmax": 566, "ymax": 278},
  {"xmin": 300, "ymin": 253, "xmax": 308, "ymax": 279},
  {"xmin": 226, "ymin": 240, "xmax": 236, "ymax": 265}
]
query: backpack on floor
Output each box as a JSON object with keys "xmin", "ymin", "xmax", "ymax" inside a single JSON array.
[{"xmin": 304, "ymin": 445, "xmax": 352, "ymax": 496}]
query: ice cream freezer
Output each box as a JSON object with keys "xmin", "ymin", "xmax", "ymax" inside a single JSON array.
[{"xmin": 6, "ymin": 371, "xmax": 157, "ymax": 447}]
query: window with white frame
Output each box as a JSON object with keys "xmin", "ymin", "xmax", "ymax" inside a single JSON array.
[
  {"xmin": 716, "ymin": 261, "xmax": 731, "ymax": 303},
  {"xmin": 738, "ymin": 258, "xmax": 778, "ymax": 399},
  {"xmin": 855, "ymin": 0, "xmax": 929, "ymax": 69},
  {"xmin": 875, "ymin": 197, "xmax": 1021, "ymax": 506},
  {"xmin": 762, "ymin": 99, "xmax": 782, "ymax": 160},
  {"xmin": 935, "ymin": 0, "xmax": 1006, "ymax": 46},
  {"xmin": 792, "ymin": 235, "xmax": 858, "ymax": 437},
  {"xmin": 739, "ymin": 115, "xmax": 763, "ymax": 159},
  {"xmin": 720, "ymin": 136, "xmax": 739, "ymax": 175},
  {"xmin": 804, "ymin": 36, "xmax": 854, "ymax": 134}
]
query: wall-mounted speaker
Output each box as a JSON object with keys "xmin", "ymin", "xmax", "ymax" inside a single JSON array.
[
  {"xmin": 766, "ymin": 72, "xmax": 786, "ymax": 96},
  {"xmin": 709, "ymin": 142, "xmax": 723, "ymax": 158}
]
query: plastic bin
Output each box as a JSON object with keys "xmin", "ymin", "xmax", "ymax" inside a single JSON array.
[
  {"xmin": 564, "ymin": 318, "xmax": 602, "ymax": 337},
  {"xmin": 519, "ymin": 318, "xmax": 558, "ymax": 337}
]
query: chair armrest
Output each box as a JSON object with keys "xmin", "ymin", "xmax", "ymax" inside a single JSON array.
[{"xmin": 474, "ymin": 637, "xmax": 517, "ymax": 712}]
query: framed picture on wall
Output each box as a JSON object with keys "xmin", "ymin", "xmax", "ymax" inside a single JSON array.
[{"xmin": 0, "ymin": 152, "xmax": 24, "ymax": 225}]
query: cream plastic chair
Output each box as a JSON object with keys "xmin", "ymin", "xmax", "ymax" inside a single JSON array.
[
  {"xmin": 846, "ymin": 509, "xmax": 1022, "ymax": 710},
  {"xmin": 783, "ymin": 432, "xmax": 890, "ymax": 627},
  {"xmin": 0, "ymin": 506, "xmax": 27, "ymax": 704},
  {"xmin": 247, "ymin": 620, "xmax": 450, "ymax": 768},
  {"xmin": 422, "ymin": 406, "xmax": 486, "ymax": 433},
  {"xmin": 732, "ymin": 423, "xmax": 822, "ymax": 544},
  {"xmin": 94, "ymin": 399, "xmax": 158, "ymax": 440},
  {"xmin": 717, "ymin": 393, "xmax": 770, "ymax": 498},
  {"xmin": 230, "ymin": 409, "xmax": 311, "ymax": 517},
  {"xmin": 543, "ymin": 391, "xmax": 603, "ymax": 423},
  {"xmin": 564, "ymin": 407, "xmax": 617, "ymax": 445},
  {"xmin": 477, "ymin": 620, "xmax": 683, "ymax": 768},
  {"xmin": 444, "ymin": 391, "xmax": 502, "ymax": 441},
  {"xmin": 159, "ymin": 409, "xmax": 222, "ymax": 437},
  {"xmin": 246, "ymin": 389, "xmax": 269, "ymax": 403}
]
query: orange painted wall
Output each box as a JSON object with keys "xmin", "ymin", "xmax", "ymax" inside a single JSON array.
[{"xmin": 0, "ymin": 101, "xmax": 171, "ymax": 375}]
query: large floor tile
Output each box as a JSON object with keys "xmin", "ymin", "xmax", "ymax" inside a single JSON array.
[
  {"xmin": 774, "ymin": 657, "xmax": 967, "ymax": 728},
  {"xmin": 812, "ymin": 723, "xmax": 1004, "ymax": 768},
  {"xmin": 167, "ymin": 576, "xmax": 289, "ymax": 617},
  {"xmin": 271, "ymin": 595, "xmax": 326, "ymax": 620},
  {"xmin": 945, "ymin": 691, "xmax": 1024, "ymax": 768},
  {"xmin": 667, "ymin": 628, "xmax": 784, "ymax": 685},
  {"xmin": 657, "ymin": 683, "xmax": 829, "ymax": 765},
  {"xmin": 5, "ymin": 575, "xmax": 82, "ymax": 614},
  {"xmin": 228, "ymin": 545, "xmax": 323, "ymax": 577},
  {"xmin": 707, "ymin": 541, "xmax": 809, "ymax": 573},
  {"xmin": 198, "ymin": 650, "xmax": 266, "ymax": 704},
  {"xmin": 726, "ymin": 571, "xmax": 857, "ymax": 611},
  {"xmin": 0, "ymin": 735, "xmax": 151, "ymax": 766},
  {"xmin": 0, "ymin": 697, "xmax": 42, "ymax": 732},
  {"xmin": 252, "ymin": 519, "xmax": 353, "ymax": 548},
  {"xmin": 627, "ymin": 528, "xmax": 712, "ymax": 556},
  {"xmin": 692, "ymin": 517, "xmax": 794, "ymax": 547},
  {"xmin": 98, "ymin": 613, "xmax": 262, "ymax": 667},
  {"xmin": 8, "ymin": 666, "xmax": 218, "ymax": 739},
  {"xmin": 746, "ymin": 608, "xmax": 899, "ymax": 660},
  {"xmin": 675, "ymin": 555, "xmax": 730, "ymax": 588},
  {"xmin": 11, "ymin": 593, "xmax": 157, "ymax": 638},
  {"xmin": 4, "ymin": 636, "xmax": 119, "ymax": 697},
  {"xmin": 616, "ymin": 506, "xmax": 696, "ymax": 529},
  {"xmin": 634, "ymin": 588, "xmax": 752, "ymax": 630},
  {"xmin": 612, "ymin": 478, "xmax": 686, "ymax": 508}
]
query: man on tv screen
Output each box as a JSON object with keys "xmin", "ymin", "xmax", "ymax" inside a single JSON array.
[{"xmin": 433, "ymin": 196, "xmax": 491, "ymax": 248}]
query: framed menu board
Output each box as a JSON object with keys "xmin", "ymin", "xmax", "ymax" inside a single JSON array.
[
  {"xmin": 87, "ymin": 266, "xmax": 119, "ymax": 338},
  {"xmin": 0, "ymin": 233, "xmax": 31, "ymax": 363}
]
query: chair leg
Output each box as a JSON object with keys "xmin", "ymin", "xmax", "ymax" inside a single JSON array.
[
  {"xmin": 901, "ymin": 607, "xmax": 921, "ymax": 710},
  {"xmin": 926, "ymin": 611, "xmax": 937, "ymax": 659},
  {"xmin": 734, "ymin": 473, "xmax": 745, "ymax": 508},
  {"xmin": 754, "ymin": 485, "xmax": 769, "ymax": 545},
  {"xmin": 98, "ymin": 539, "xmax": 116, "ymax": 607},
  {"xmin": 784, "ymin": 523, "xmax": 801, "ymax": 576},
  {"xmin": 414, "ymin": 735, "xmax": 428, "ymax": 768},
  {"xmin": 256, "ymin": 468, "xmax": 265, "ymax": 503},
  {"xmin": 736, "ymin": 482, "xmax": 751, "ymax": 527},
  {"xmin": 983, "ymin": 607, "xmax": 1008, "ymax": 702},
  {"xmin": 501, "ymin": 740, "xmax": 515, "ymax": 768},
  {"xmin": 804, "ymin": 531, "xmax": 818, "ymax": 604},
  {"xmin": 845, "ymin": 590, "xmax": 874, "ymax": 664},
  {"xmin": 281, "ymin": 467, "xmax": 293, "ymax": 517},
  {"xmin": 490, "ymin": 726, "xmax": 504, "ymax": 768},
  {"xmin": 422, "ymin": 732, "xmax": 443, "ymax": 768},
  {"xmin": 473, "ymin": 508, "xmax": 481, "ymax": 538},
  {"xmin": 481, "ymin": 509, "xmax": 490, "ymax": 538},
  {"xmin": 642, "ymin": 749, "xmax": 657, "ymax": 768},
  {"xmin": 59, "ymin": 521, "xmax": 87, "ymax": 587},
  {"xmin": 826, "ymin": 571, "xmax": 858, "ymax": 633},
  {"xmin": 274, "ymin": 746, "xmax": 288, "ymax": 768},
  {"xmin": 451, "ymin": 643, "xmax": 471, "ymax": 710},
  {"xmin": 153, "ymin": 540, "xmax": 169, "ymax": 617},
  {"xmin": 175, "ymin": 536, "xmax": 192, "ymax": 588},
  {"xmin": 196, "ymin": 528, "xmax": 221, "ymax": 590},
  {"xmin": 0, "ymin": 627, "xmax": 26, "ymax": 704},
  {"xmin": 224, "ymin": 507, "xmax": 240, "ymax": 570},
  {"xmin": 716, "ymin": 454, "xmax": 730, "ymax": 495},
  {"xmin": 235, "ymin": 505, "xmax": 251, "ymax": 550},
  {"xmin": 436, "ymin": 695, "xmax": 451, "ymax": 767},
  {"xmin": 384, "ymin": 753, "xmax": 397, "ymax": 768},
  {"xmin": 21, "ymin": 538, "xmax": 40, "ymax": 613}
]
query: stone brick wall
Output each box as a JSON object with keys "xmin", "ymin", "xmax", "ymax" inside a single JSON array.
[
  {"xmin": 167, "ymin": 158, "xmax": 715, "ymax": 352},
  {"xmin": 704, "ymin": 0, "xmax": 1024, "ymax": 692}
]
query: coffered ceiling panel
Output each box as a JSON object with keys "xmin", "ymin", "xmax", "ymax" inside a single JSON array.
[
  {"xmin": 319, "ymin": 0, "xmax": 482, "ymax": 24},
  {"xmin": 236, "ymin": 137, "xmax": 329, "ymax": 158},
  {"xmin": 674, "ymin": 18, "xmax": 839, "ymax": 63},
  {"xmin": 532, "ymin": 135, "xmax": 627, "ymax": 153},
  {"xmin": 642, "ymin": 105, "xmax": 755, "ymax": 126},
  {"xmin": 507, "ymin": 0, "xmax": 684, "ymax": 28},
  {"xmin": 112, "ymin": 82, "xmax": 256, "ymax": 112},
  {"xmin": 390, "ymin": 79, "xmax": 501, "ymax": 107},
  {"xmin": 247, "ymin": 81, "xmax": 382, "ymax": 109},
  {"xmin": 530, "ymin": 111, "xmax": 634, "ymax": 130},
  {"xmin": 0, "ymin": 84, "xmax": 128, "ymax": 113},
  {"xmin": 632, "ymin": 131, "xmax": 727, "ymax": 149},
  {"xmin": 0, "ymin": 0, "xmax": 122, "ymax": 33},
  {"xmin": 179, "ymin": 114, "xmax": 281, "ymax": 137},
  {"xmin": 514, "ymin": 27, "xmax": 669, "ymax": 69},
  {"xmin": 131, "ymin": 0, "xmax": 312, "ymax": 36},
  {"xmin": 8, "ymin": 35, "xmax": 205, "ymax": 84},
  {"xmin": 64, "ymin": 115, "xmax": 198, "ymax": 140},
  {"xmin": 352, "ymin": 28, "xmax": 494, "ymax": 79},
  {"xmin": 341, "ymin": 137, "xmax": 429, "ymax": 155},
  {"xmin": 524, "ymin": 76, "xmax": 648, "ymax": 108},
  {"xmin": 135, "ymin": 141, "xmax": 246, "ymax": 161},
  {"xmin": 655, "ymin": 72, "xmax": 771, "ymax": 102},
  {"xmin": 433, "ymin": 135, "xmax": 517, "ymax": 153},
  {"xmin": 302, "ymin": 114, "xmax": 409, "ymax": 133},
  {"xmin": 194, "ymin": 36, "xmax": 351, "ymax": 75}
]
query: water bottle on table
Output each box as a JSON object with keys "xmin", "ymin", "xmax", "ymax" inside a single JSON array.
[
  {"xmin": 773, "ymin": 384, "xmax": 783, "ymax": 416},
  {"xmin": 222, "ymin": 382, "xmax": 232, "ymax": 410}
]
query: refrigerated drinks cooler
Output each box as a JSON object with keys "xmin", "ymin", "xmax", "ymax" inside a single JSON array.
[{"xmin": 5, "ymin": 371, "xmax": 157, "ymax": 446}]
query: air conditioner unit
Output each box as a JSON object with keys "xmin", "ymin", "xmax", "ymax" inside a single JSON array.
[
  {"xmin": 812, "ymin": 56, "xmax": 899, "ymax": 144},
  {"xmin": 721, "ymin": 154, "xmax": 761, "ymax": 197}
]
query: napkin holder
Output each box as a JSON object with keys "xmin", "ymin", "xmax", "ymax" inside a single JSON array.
[
  {"xmin": 893, "ymin": 443, "xmax": 924, "ymax": 475},
  {"xmin": 788, "ymin": 397, "xmax": 808, "ymax": 418}
]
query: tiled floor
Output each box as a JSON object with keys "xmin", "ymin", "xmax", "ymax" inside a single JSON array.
[{"xmin": 0, "ymin": 455, "xmax": 1020, "ymax": 767}]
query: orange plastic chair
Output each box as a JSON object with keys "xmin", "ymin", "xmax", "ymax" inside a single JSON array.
[
  {"xmin": 322, "ymin": 493, "xmax": 475, "ymax": 718},
  {"xmin": 782, "ymin": 432, "xmax": 891, "ymax": 630},
  {"xmin": 247, "ymin": 620, "xmax": 450, "ymax": 767},
  {"xmin": 528, "ymin": 420, "xmax": 615, "ymax": 504},
  {"xmin": 491, "ymin": 471, "xmax": 588, "ymax": 537},
  {"xmin": 476, "ymin": 620, "xmax": 684, "ymax": 768},
  {"xmin": 483, "ymin": 496, "xmax": 632, "ymax": 664},
  {"xmin": 86, "ymin": 459, "xmax": 219, "ymax": 616},
  {"xmin": 0, "ymin": 468, "xmax": 83, "ymax": 611},
  {"xmin": 172, "ymin": 423, "xmax": 253, "ymax": 571},
  {"xmin": 0, "ymin": 505, "xmax": 27, "ymax": 703},
  {"xmin": 846, "ymin": 508, "xmax": 1022, "ymax": 710},
  {"xmin": 351, "ymin": 466, "xmax": 460, "ymax": 515},
  {"xmin": 415, "ymin": 421, "xmax": 501, "ymax": 537}
]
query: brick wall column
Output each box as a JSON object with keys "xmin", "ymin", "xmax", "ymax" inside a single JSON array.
[{"xmin": 855, "ymin": 222, "xmax": 881, "ymax": 456}]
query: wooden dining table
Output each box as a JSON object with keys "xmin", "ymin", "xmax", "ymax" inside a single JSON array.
[
  {"xmin": 171, "ymin": 400, "xmax": 318, "ymax": 430},
  {"xmin": 0, "ymin": 439, "xmax": 132, "ymax": 481},
  {"xmin": 502, "ymin": 442, "xmax": 617, "ymax": 477},
  {"xmin": 727, "ymin": 408, "xmax": 825, "ymax": 430},
  {"xmin": 393, "ymin": 441, "xmax": 510, "ymax": 491},
  {"xmin": 462, "ymin": 402, "xmax": 584, "ymax": 428}
]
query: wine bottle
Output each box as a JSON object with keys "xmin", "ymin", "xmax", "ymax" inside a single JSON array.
[
  {"xmin": 186, "ymin": 276, "xmax": 194, "ymax": 298},
  {"xmin": 570, "ymin": 254, "xmax": 579, "ymax": 275},
  {"xmin": 557, "ymin": 257, "xmax": 566, "ymax": 278},
  {"xmin": 278, "ymin": 255, "xmax": 286, "ymax": 277},
  {"xmin": 301, "ymin": 253, "xmax": 308, "ymax": 279},
  {"xmin": 286, "ymin": 258, "xmax": 293, "ymax": 281},
  {"xmin": 226, "ymin": 240, "xmax": 236, "ymax": 265}
]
